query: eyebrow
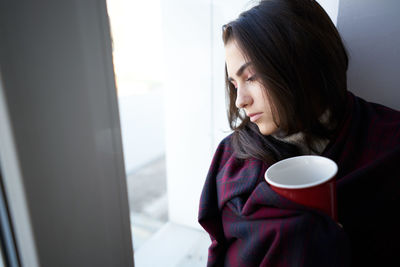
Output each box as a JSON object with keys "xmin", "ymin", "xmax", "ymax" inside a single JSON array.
[{"xmin": 228, "ymin": 62, "xmax": 252, "ymax": 81}]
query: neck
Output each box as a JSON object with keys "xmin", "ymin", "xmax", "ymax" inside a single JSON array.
[{"xmin": 271, "ymin": 109, "xmax": 332, "ymax": 155}]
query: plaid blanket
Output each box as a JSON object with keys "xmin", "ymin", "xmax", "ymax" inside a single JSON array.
[{"xmin": 198, "ymin": 92, "xmax": 400, "ymax": 266}]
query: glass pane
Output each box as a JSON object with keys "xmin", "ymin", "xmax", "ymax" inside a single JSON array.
[
  {"xmin": 106, "ymin": 1, "xmax": 210, "ymax": 266},
  {"xmin": 105, "ymin": 0, "xmax": 167, "ymax": 250}
]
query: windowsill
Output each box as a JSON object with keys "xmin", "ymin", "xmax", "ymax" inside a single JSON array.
[{"xmin": 134, "ymin": 222, "xmax": 209, "ymax": 267}]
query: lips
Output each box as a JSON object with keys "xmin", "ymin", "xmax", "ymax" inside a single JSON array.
[{"xmin": 248, "ymin": 112, "xmax": 263, "ymax": 122}]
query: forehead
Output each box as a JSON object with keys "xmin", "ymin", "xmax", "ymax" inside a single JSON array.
[{"xmin": 224, "ymin": 41, "xmax": 248, "ymax": 76}]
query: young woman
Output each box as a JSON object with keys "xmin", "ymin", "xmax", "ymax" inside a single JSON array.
[{"xmin": 198, "ymin": 0, "xmax": 400, "ymax": 266}]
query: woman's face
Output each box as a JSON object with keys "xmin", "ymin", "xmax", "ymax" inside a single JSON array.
[{"xmin": 225, "ymin": 41, "xmax": 279, "ymax": 135}]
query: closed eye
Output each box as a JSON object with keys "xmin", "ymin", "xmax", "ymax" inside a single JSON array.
[{"xmin": 246, "ymin": 75, "xmax": 256, "ymax": 82}]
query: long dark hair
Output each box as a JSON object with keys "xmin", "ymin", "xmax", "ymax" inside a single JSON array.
[{"xmin": 223, "ymin": 0, "xmax": 349, "ymax": 163}]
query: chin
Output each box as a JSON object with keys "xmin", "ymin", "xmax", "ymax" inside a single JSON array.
[{"xmin": 257, "ymin": 122, "xmax": 278, "ymax": 136}]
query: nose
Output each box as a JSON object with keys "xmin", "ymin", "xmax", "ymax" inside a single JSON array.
[{"xmin": 235, "ymin": 85, "xmax": 252, "ymax": 109}]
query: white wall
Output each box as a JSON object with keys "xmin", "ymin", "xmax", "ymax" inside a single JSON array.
[
  {"xmin": 317, "ymin": 0, "xmax": 339, "ymax": 26},
  {"xmin": 161, "ymin": 0, "xmax": 256, "ymax": 229},
  {"xmin": 337, "ymin": 0, "xmax": 400, "ymax": 110},
  {"xmin": 161, "ymin": 0, "xmax": 213, "ymax": 229}
]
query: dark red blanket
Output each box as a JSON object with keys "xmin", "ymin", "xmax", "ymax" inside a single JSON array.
[{"xmin": 198, "ymin": 92, "xmax": 400, "ymax": 266}]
